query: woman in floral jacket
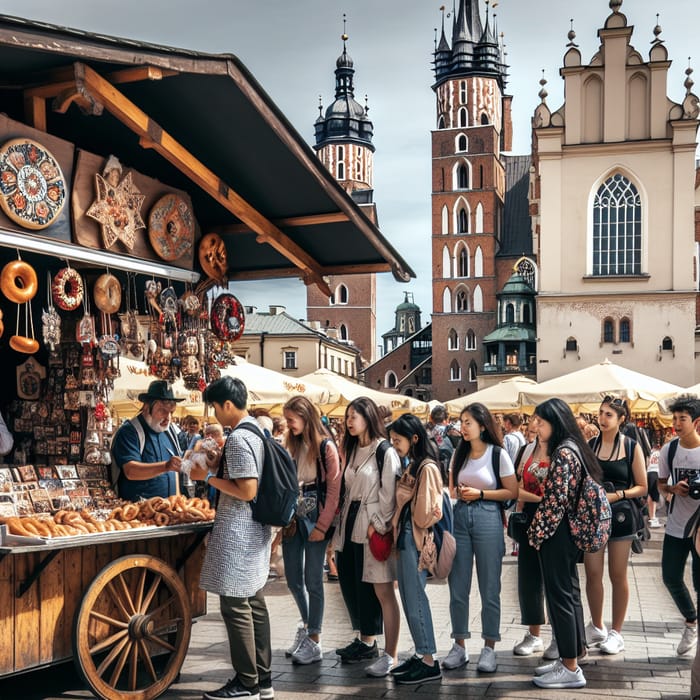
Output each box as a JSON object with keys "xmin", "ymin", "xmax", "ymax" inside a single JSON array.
[{"xmin": 527, "ymin": 398, "xmax": 605, "ymax": 691}]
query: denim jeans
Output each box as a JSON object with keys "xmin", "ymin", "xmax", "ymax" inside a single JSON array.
[
  {"xmin": 448, "ymin": 499, "xmax": 505, "ymax": 641},
  {"xmin": 282, "ymin": 524, "xmax": 328, "ymax": 635},
  {"xmin": 397, "ymin": 517, "xmax": 437, "ymax": 655},
  {"xmin": 662, "ymin": 533, "xmax": 700, "ymax": 623}
]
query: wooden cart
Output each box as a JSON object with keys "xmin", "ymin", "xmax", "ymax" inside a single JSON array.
[{"xmin": 0, "ymin": 522, "xmax": 211, "ymax": 700}]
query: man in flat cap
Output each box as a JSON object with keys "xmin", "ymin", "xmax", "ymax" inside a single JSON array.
[{"xmin": 111, "ymin": 380, "xmax": 184, "ymax": 501}]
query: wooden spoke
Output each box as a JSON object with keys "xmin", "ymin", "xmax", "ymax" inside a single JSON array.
[
  {"xmin": 88, "ymin": 609, "xmax": 129, "ymax": 629},
  {"xmin": 89, "ymin": 629, "xmax": 129, "ymax": 656},
  {"xmin": 139, "ymin": 573, "xmax": 163, "ymax": 614},
  {"xmin": 137, "ymin": 639, "xmax": 159, "ymax": 683},
  {"xmin": 74, "ymin": 554, "xmax": 191, "ymax": 700}
]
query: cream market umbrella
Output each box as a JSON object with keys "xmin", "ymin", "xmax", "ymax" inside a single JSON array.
[
  {"xmin": 518, "ymin": 359, "xmax": 682, "ymax": 415},
  {"xmin": 300, "ymin": 368, "xmax": 429, "ymax": 419},
  {"xmin": 444, "ymin": 376, "xmax": 538, "ymax": 415}
]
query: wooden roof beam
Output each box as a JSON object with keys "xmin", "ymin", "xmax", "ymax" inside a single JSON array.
[
  {"xmin": 62, "ymin": 62, "xmax": 330, "ymax": 296},
  {"xmin": 229, "ymin": 262, "xmax": 392, "ymax": 282},
  {"xmin": 214, "ymin": 211, "xmax": 349, "ymax": 235}
]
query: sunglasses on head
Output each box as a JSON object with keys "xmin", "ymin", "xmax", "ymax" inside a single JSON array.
[{"xmin": 603, "ymin": 395, "xmax": 625, "ymax": 408}]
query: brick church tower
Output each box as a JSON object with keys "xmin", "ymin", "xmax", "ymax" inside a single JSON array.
[
  {"xmin": 430, "ymin": 0, "xmax": 511, "ymax": 400},
  {"xmin": 306, "ymin": 29, "xmax": 377, "ymax": 365}
]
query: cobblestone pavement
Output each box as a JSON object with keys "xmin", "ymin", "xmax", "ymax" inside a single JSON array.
[{"xmin": 1, "ymin": 521, "xmax": 696, "ymax": 700}]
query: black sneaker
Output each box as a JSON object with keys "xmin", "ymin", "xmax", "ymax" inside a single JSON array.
[
  {"xmin": 202, "ymin": 676, "xmax": 261, "ymax": 700},
  {"xmin": 390, "ymin": 655, "xmax": 421, "ymax": 677},
  {"xmin": 335, "ymin": 637, "xmax": 362, "ymax": 658},
  {"xmin": 394, "ymin": 659, "xmax": 442, "ymax": 685},
  {"xmin": 341, "ymin": 640, "xmax": 379, "ymax": 664}
]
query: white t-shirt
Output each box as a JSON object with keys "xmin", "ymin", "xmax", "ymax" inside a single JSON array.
[
  {"xmin": 456, "ymin": 444, "xmax": 515, "ymax": 490},
  {"xmin": 503, "ymin": 431, "xmax": 526, "ymax": 463},
  {"xmin": 658, "ymin": 440, "xmax": 700, "ymax": 539}
]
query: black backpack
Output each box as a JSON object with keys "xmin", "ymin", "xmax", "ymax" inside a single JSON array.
[
  {"xmin": 491, "ymin": 445, "xmax": 515, "ymax": 510},
  {"xmin": 235, "ymin": 421, "xmax": 298, "ymax": 527}
]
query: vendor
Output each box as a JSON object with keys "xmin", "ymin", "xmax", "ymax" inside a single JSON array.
[{"xmin": 111, "ymin": 380, "xmax": 184, "ymax": 501}]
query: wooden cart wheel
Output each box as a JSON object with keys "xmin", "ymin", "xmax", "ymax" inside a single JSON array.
[{"xmin": 73, "ymin": 554, "xmax": 192, "ymax": 700}]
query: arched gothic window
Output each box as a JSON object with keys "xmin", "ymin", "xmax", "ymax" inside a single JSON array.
[
  {"xmin": 466, "ymin": 329, "xmax": 476, "ymax": 350},
  {"xmin": 458, "ymin": 247, "xmax": 469, "ymax": 277},
  {"xmin": 457, "ymin": 134, "xmax": 467, "ymax": 152},
  {"xmin": 505, "ymin": 303, "xmax": 515, "ymax": 324},
  {"xmin": 457, "ymin": 165, "xmax": 469, "ymax": 189},
  {"xmin": 456, "ymin": 289, "xmax": 469, "ymax": 312},
  {"xmin": 448, "ymin": 329, "xmax": 459, "ymax": 350},
  {"xmin": 450, "ymin": 360, "xmax": 461, "ymax": 381},
  {"xmin": 458, "ymin": 208, "xmax": 469, "ymax": 234}
]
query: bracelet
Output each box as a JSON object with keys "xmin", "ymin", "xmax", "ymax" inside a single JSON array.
[
  {"xmin": 622, "ymin": 490, "xmax": 626, "ymax": 500},
  {"xmin": 204, "ymin": 473, "xmax": 213, "ymax": 485},
  {"xmin": 479, "ymin": 490, "xmax": 484, "ymax": 501}
]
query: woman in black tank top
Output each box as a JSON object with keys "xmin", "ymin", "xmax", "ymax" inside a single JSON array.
[{"xmin": 583, "ymin": 396, "xmax": 647, "ymax": 656}]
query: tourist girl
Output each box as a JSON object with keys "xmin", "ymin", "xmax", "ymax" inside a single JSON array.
[
  {"xmin": 386, "ymin": 414, "xmax": 443, "ymax": 685},
  {"xmin": 282, "ymin": 396, "xmax": 341, "ymax": 664},
  {"xmin": 443, "ymin": 402, "xmax": 518, "ymax": 673},
  {"xmin": 333, "ymin": 396, "xmax": 401, "ymax": 676},
  {"xmin": 584, "ymin": 396, "xmax": 647, "ymax": 654},
  {"xmin": 528, "ymin": 397, "xmax": 604, "ymax": 690},
  {"xmin": 512, "ymin": 416, "xmax": 559, "ymax": 661}
]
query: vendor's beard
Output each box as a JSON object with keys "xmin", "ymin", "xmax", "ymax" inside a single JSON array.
[{"xmin": 144, "ymin": 412, "xmax": 169, "ymax": 433}]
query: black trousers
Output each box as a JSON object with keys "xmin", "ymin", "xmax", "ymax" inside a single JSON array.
[
  {"xmin": 662, "ymin": 532, "xmax": 700, "ymax": 623},
  {"xmin": 336, "ymin": 501, "xmax": 383, "ymax": 636},
  {"xmin": 537, "ymin": 516, "xmax": 585, "ymax": 660},
  {"xmin": 518, "ymin": 504, "xmax": 545, "ymax": 626}
]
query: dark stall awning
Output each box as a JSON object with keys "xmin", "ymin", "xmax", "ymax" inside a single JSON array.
[{"xmin": 0, "ymin": 14, "xmax": 414, "ymax": 295}]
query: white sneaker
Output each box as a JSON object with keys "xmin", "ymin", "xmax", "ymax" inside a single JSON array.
[
  {"xmin": 476, "ymin": 646, "xmax": 497, "ymax": 673},
  {"xmin": 600, "ymin": 630, "xmax": 625, "ymax": 655},
  {"xmin": 291, "ymin": 636, "xmax": 322, "ymax": 665},
  {"xmin": 585, "ymin": 621, "xmax": 608, "ymax": 646},
  {"xmin": 649, "ymin": 518, "xmax": 661, "ymax": 528},
  {"xmin": 534, "ymin": 659, "xmax": 559, "ymax": 676},
  {"xmin": 542, "ymin": 638, "xmax": 559, "ymax": 660},
  {"xmin": 285, "ymin": 623, "xmax": 306, "ymax": 657},
  {"xmin": 441, "ymin": 642, "xmax": 468, "ymax": 670},
  {"xmin": 365, "ymin": 652, "xmax": 395, "ymax": 678},
  {"xmin": 678, "ymin": 624, "xmax": 698, "ymax": 655},
  {"xmin": 533, "ymin": 663, "xmax": 586, "ymax": 689},
  {"xmin": 513, "ymin": 632, "xmax": 544, "ymax": 656}
]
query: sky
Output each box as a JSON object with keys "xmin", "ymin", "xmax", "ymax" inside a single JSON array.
[{"xmin": 3, "ymin": 0, "xmax": 699, "ymax": 349}]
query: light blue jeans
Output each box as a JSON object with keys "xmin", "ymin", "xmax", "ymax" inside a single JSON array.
[
  {"xmin": 447, "ymin": 500, "xmax": 505, "ymax": 641},
  {"xmin": 282, "ymin": 524, "xmax": 328, "ymax": 635},
  {"xmin": 397, "ymin": 518, "xmax": 437, "ymax": 655}
]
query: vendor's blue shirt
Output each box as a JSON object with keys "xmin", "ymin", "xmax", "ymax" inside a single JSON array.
[{"xmin": 112, "ymin": 415, "xmax": 179, "ymax": 501}]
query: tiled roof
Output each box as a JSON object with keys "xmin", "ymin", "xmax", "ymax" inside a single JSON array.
[
  {"xmin": 500, "ymin": 154, "xmax": 533, "ymax": 257},
  {"xmin": 243, "ymin": 312, "xmax": 315, "ymax": 336}
]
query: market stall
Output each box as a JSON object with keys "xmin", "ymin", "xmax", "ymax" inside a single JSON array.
[{"xmin": 0, "ymin": 13, "xmax": 414, "ymax": 700}]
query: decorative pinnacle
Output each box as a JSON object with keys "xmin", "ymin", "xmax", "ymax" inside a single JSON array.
[
  {"xmin": 567, "ymin": 19, "xmax": 578, "ymax": 48},
  {"xmin": 341, "ymin": 13, "xmax": 348, "ymax": 44},
  {"xmin": 318, "ymin": 95, "xmax": 323, "ymax": 118},
  {"xmin": 685, "ymin": 59, "xmax": 695, "ymax": 94},
  {"xmin": 364, "ymin": 94, "xmax": 370, "ymax": 114},
  {"xmin": 609, "ymin": 0, "xmax": 623, "ymax": 12},
  {"xmin": 652, "ymin": 13, "xmax": 663, "ymax": 44},
  {"xmin": 538, "ymin": 70, "xmax": 548, "ymax": 103}
]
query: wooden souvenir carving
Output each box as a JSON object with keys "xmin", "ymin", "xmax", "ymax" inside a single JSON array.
[
  {"xmin": 85, "ymin": 155, "xmax": 145, "ymax": 251},
  {"xmin": 210, "ymin": 293, "xmax": 245, "ymax": 342},
  {"xmin": 0, "ymin": 138, "xmax": 66, "ymax": 229},
  {"xmin": 148, "ymin": 193, "xmax": 195, "ymax": 261}
]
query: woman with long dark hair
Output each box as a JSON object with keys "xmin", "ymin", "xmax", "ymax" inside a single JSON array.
[
  {"xmin": 281, "ymin": 396, "xmax": 341, "ymax": 665},
  {"xmin": 443, "ymin": 403, "xmax": 518, "ymax": 674},
  {"xmin": 584, "ymin": 396, "xmax": 646, "ymax": 654},
  {"xmin": 385, "ymin": 414, "xmax": 443, "ymax": 685},
  {"xmin": 333, "ymin": 397, "xmax": 401, "ymax": 677},
  {"xmin": 528, "ymin": 398, "xmax": 605, "ymax": 690}
]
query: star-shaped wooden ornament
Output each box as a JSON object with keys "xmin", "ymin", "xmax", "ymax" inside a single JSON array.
[{"xmin": 86, "ymin": 170, "xmax": 145, "ymax": 251}]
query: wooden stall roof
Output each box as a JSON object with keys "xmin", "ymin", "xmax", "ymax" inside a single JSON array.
[{"xmin": 0, "ymin": 14, "xmax": 415, "ymax": 294}]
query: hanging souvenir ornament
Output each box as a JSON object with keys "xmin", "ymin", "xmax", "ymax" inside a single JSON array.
[
  {"xmin": 76, "ymin": 280, "xmax": 96, "ymax": 346},
  {"xmin": 210, "ymin": 293, "xmax": 245, "ymax": 342},
  {"xmin": 93, "ymin": 272, "xmax": 122, "ymax": 315},
  {"xmin": 159, "ymin": 285, "xmax": 179, "ymax": 349},
  {"xmin": 198, "ymin": 232, "xmax": 228, "ymax": 286},
  {"xmin": 0, "ymin": 138, "xmax": 66, "ymax": 230},
  {"xmin": 120, "ymin": 273, "xmax": 144, "ymax": 360},
  {"xmin": 148, "ymin": 193, "xmax": 195, "ymax": 262},
  {"xmin": 52, "ymin": 265, "xmax": 83, "ymax": 312},
  {"xmin": 85, "ymin": 155, "xmax": 145, "ymax": 251},
  {"xmin": 6, "ymin": 255, "xmax": 39, "ymax": 354},
  {"xmin": 41, "ymin": 271, "xmax": 61, "ymax": 351}
]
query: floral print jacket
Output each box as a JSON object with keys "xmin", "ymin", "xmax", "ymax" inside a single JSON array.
[{"xmin": 528, "ymin": 442, "xmax": 583, "ymax": 551}]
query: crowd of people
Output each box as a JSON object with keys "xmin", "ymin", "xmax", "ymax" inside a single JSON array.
[{"xmin": 110, "ymin": 378, "xmax": 700, "ymax": 700}]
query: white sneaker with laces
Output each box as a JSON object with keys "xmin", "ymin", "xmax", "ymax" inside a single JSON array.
[
  {"xmin": 649, "ymin": 517, "xmax": 661, "ymax": 528},
  {"xmin": 286, "ymin": 623, "xmax": 307, "ymax": 657},
  {"xmin": 533, "ymin": 663, "xmax": 586, "ymax": 689},
  {"xmin": 542, "ymin": 638, "xmax": 559, "ymax": 660},
  {"xmin": 513, "ymin": 632, "xmax": 544, "ymax": 656},
  {"xmin": 678, "ymin": 624, "xmax": 698, "ymax": 656},
  {"xmin": 585, "ymin": 621, "xmax": 608, "ymax": 646},
  {"xmin": 600, "ymin": 630, "xmax": 625, "ymax": 655},
  {"xmin": 291, "ymin": 636, "xmax": 322, "ymax": 665},
  {"xmin": 534, "ymin": 659, "xmax": 560, "ymax": 676},
  {"xmin": 441, "ymin": 642, "xmax": 468, "ymax": 670},
  {"xmin": 476, "ymin": 646, "xmax": 497, "ymax": 673},
  {"xmin": 365, "ymin": 652, "xmax": 395, "ymax": 678}
]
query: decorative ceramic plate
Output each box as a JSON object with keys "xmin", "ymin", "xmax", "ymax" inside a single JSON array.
[
  {"xmin": 0, "ymin": 138, "xmax": 66, "ymax": 229},
  {"xmin": 210, "ymin": 293, "xmax": 245, "ymax": 342},
  {"xmin": 148, "ymin": 193, "xmax": 195, "ymax": 261}
]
